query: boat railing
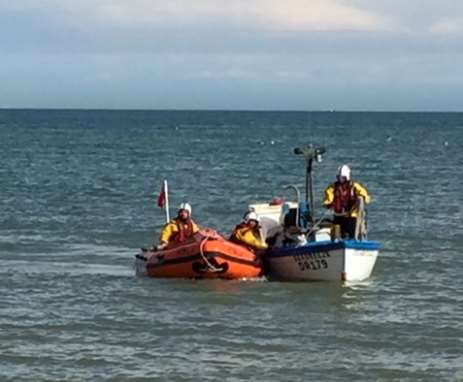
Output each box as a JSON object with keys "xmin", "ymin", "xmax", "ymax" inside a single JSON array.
[
  {"xmin": 305, "ymin": 209, "xmax": 332, "ymax": 240},
  {"xmin": 354, "ymin": 197, "xmax": 367, "ymax": 241}
]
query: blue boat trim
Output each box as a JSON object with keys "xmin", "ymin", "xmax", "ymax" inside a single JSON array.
[{"xmin": 266, "ymin": 240, "xmax": 380, "ymax": 258}]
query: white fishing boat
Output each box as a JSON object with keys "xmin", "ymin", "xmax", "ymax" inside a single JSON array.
[
  {"xmin": 249, "ymin": 145, "xmax": 380, "ymax": 282},
  {"xmin": 264, "ymin": 238, "xmax": 379, "ymax": 282}
]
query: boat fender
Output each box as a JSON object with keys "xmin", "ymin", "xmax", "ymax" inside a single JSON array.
[{"xmin": 270, "ymin": 197, "xmax": 285, "ymax": 206}]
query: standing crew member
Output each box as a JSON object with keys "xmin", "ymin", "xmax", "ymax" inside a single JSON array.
[
  {"xmin": 157, "ymin": 203, "xmax": 199, "ymax": 250},
  {"xmin": 323, "ymin": 164, "xmax": 370, "ymax": 239},
  {"xmin": 230, "ymin": 212, "xmax": 268, "ymax": 252}
]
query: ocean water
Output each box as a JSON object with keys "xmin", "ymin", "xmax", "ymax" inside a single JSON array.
[{"xmin": 0, "ymin": 109, "xmax": 462, "ymax": 381}]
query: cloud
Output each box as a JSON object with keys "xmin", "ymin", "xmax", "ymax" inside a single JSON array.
[
  {"xmin": 3, "ymin": 51, "xmax": 463, "ymax": 110},
  {"xmin": 257, "ymin": 0, "xmax": 388, "ymax": 31},
  {"xmin": 1, "ymin": 1, "xmax": 463, "ymax": 110},
  {"xmin": 1, "ymin": 0, "xmax": 389, "ymax": 32},
  {"xmin": 92, "ymin": 0, "xmax": 387, "ymax": 31},
  {"xmin": 430, "ymin": 18, "xmax": 463, "ymax": 35},
  {"xmin": 2, "ymin": 0, "xmax": 463, "ymax": 57},
  {"xmin": 0, "ymin": 0, "xmax": 403, "ymax": 56}
]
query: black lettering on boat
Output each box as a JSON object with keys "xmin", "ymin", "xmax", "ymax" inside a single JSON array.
[
  {"xmin": 294, "ymin": 252, "xmax": 330, "ymax": 272},
  {"xmin": 304, "ymin": 261, "xmax": 312, "ymax": 270},
  {"xmin": 294, "ymin": 256, "xmax": 305, "ymax": 271}
]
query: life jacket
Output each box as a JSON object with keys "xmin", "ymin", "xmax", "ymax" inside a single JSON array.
[
  {"xmin": 173, "ymin": 218, "xmax": 195, "ymax": 243},
  {"xmin": 333, "ymin": 181, "xmax": 357, "ymax": 214},
  {"xmin": 229, "ymin": 223, "xmax": 251, "ymax": 242}
]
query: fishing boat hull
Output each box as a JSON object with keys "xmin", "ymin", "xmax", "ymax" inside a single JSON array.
[
  {"xmin": 264, "ymin": 240, "xmax": 379, "ymax": 282},
  {"xmin": 135, "ymin": 231, "xmax": 262, "ymax": 279}
]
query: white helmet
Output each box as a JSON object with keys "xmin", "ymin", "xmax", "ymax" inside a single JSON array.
[
  {"xmin": 178, "ymin": 202, "xmax": 192, "ymax": 215},
  {"xmin": 337, "ymin": 164, "xmax": 351, "ymax": 181},
  {"xmin": 244, "ymin": 211, "xmax": 260, "ymax": 223}
]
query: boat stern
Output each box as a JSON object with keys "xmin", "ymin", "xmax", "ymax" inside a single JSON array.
[{"xmin": 342, "ymin": 240, "xmax": 380, "ymax": 281}]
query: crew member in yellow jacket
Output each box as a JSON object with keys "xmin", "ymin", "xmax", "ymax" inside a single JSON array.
[
  {"xmin": 230, "ymin": 212, "xmax": 268, "ymax": 252},
  {"xmin": 323, "ymin": 164, "xmax": 371, "ymax": 239},
  {"xmin": 157, "ymin": 203, "xmax": 199, "ymax": 250}
]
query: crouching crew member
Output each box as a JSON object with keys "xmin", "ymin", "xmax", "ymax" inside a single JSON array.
[
  {"xmin": 230, "ymin": 212, "xmax": 268, "ymax": 252},
  {"xmin": 323, "ymin": 164, "xmax": 370, "ymax": 239}
]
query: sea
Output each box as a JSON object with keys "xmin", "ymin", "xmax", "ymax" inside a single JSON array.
[{"xmin": 0, "ymin": 109, "xmax": 462, "ymax": 381}]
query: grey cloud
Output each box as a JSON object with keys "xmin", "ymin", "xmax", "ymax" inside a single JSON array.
[
  {"xmin": 1, "ymin": 1, "xmax": 463, "ymax": 55},
  {"xmin": 2, "ymin": 51, "xmax": 463, "ymax": 110},
  {"xmin": 346, "ymin": 0, "xmax": 463, "ymax": 31},
  {"xmin": 1, "ymin": 1, "xmax": 463, "ymax": 110}
]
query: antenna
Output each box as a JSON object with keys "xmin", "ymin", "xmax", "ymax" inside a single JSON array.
[{"xmin": 293, "ymin": 144, "xmax": 326, "ymax": 224}]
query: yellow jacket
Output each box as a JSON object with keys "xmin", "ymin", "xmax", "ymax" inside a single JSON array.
[
  {"xmin": 323, "ymin": 181, "xmax": 370, "ymax": 218},
  {"xmin": 159, "ymin": 218, "xmax": 199, "ymax": 244},
  {"xmin": 230, "ymin": 224, "xmax": 268, "ymax": 251}
]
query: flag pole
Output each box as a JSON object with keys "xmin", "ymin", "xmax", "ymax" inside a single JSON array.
[{"xmin": 164, "ymin": 179, "xmax": 170, "ymax": 223}]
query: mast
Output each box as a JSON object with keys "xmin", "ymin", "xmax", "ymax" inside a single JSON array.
[{"xmin": 294, "ymin": 145, "xmax": 326, "ymax": 225}]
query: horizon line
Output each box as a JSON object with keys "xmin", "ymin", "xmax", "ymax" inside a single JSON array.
[{"xmin": 1, "ymin": 107, "xmax": 463, "ymax": 114}]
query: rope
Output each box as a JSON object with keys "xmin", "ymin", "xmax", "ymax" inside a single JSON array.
[
  {"xmin": 304, "ymin": 209, "xmax": 332, "ymax": 239},
  {"xmin": 305, "ymin": 198, "xmax": 368, "ymax": 241},
  {"xmin": 199, "ymin": 236, "xmax": 224, "ymax": 272}
]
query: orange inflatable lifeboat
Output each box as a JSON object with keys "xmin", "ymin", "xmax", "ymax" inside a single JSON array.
[{"xmin": 135, "ymin": 229, "xmax": 262, "ymax": 279}]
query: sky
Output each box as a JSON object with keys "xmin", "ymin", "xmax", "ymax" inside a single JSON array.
[{"xmin": 1, "ymin": 0, "xmax": 463, "ymax": 111}]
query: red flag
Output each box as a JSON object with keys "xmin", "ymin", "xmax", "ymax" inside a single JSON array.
[{"xmin": 157, "ymin": 183, "xmax": 166, "ymax": 208}]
